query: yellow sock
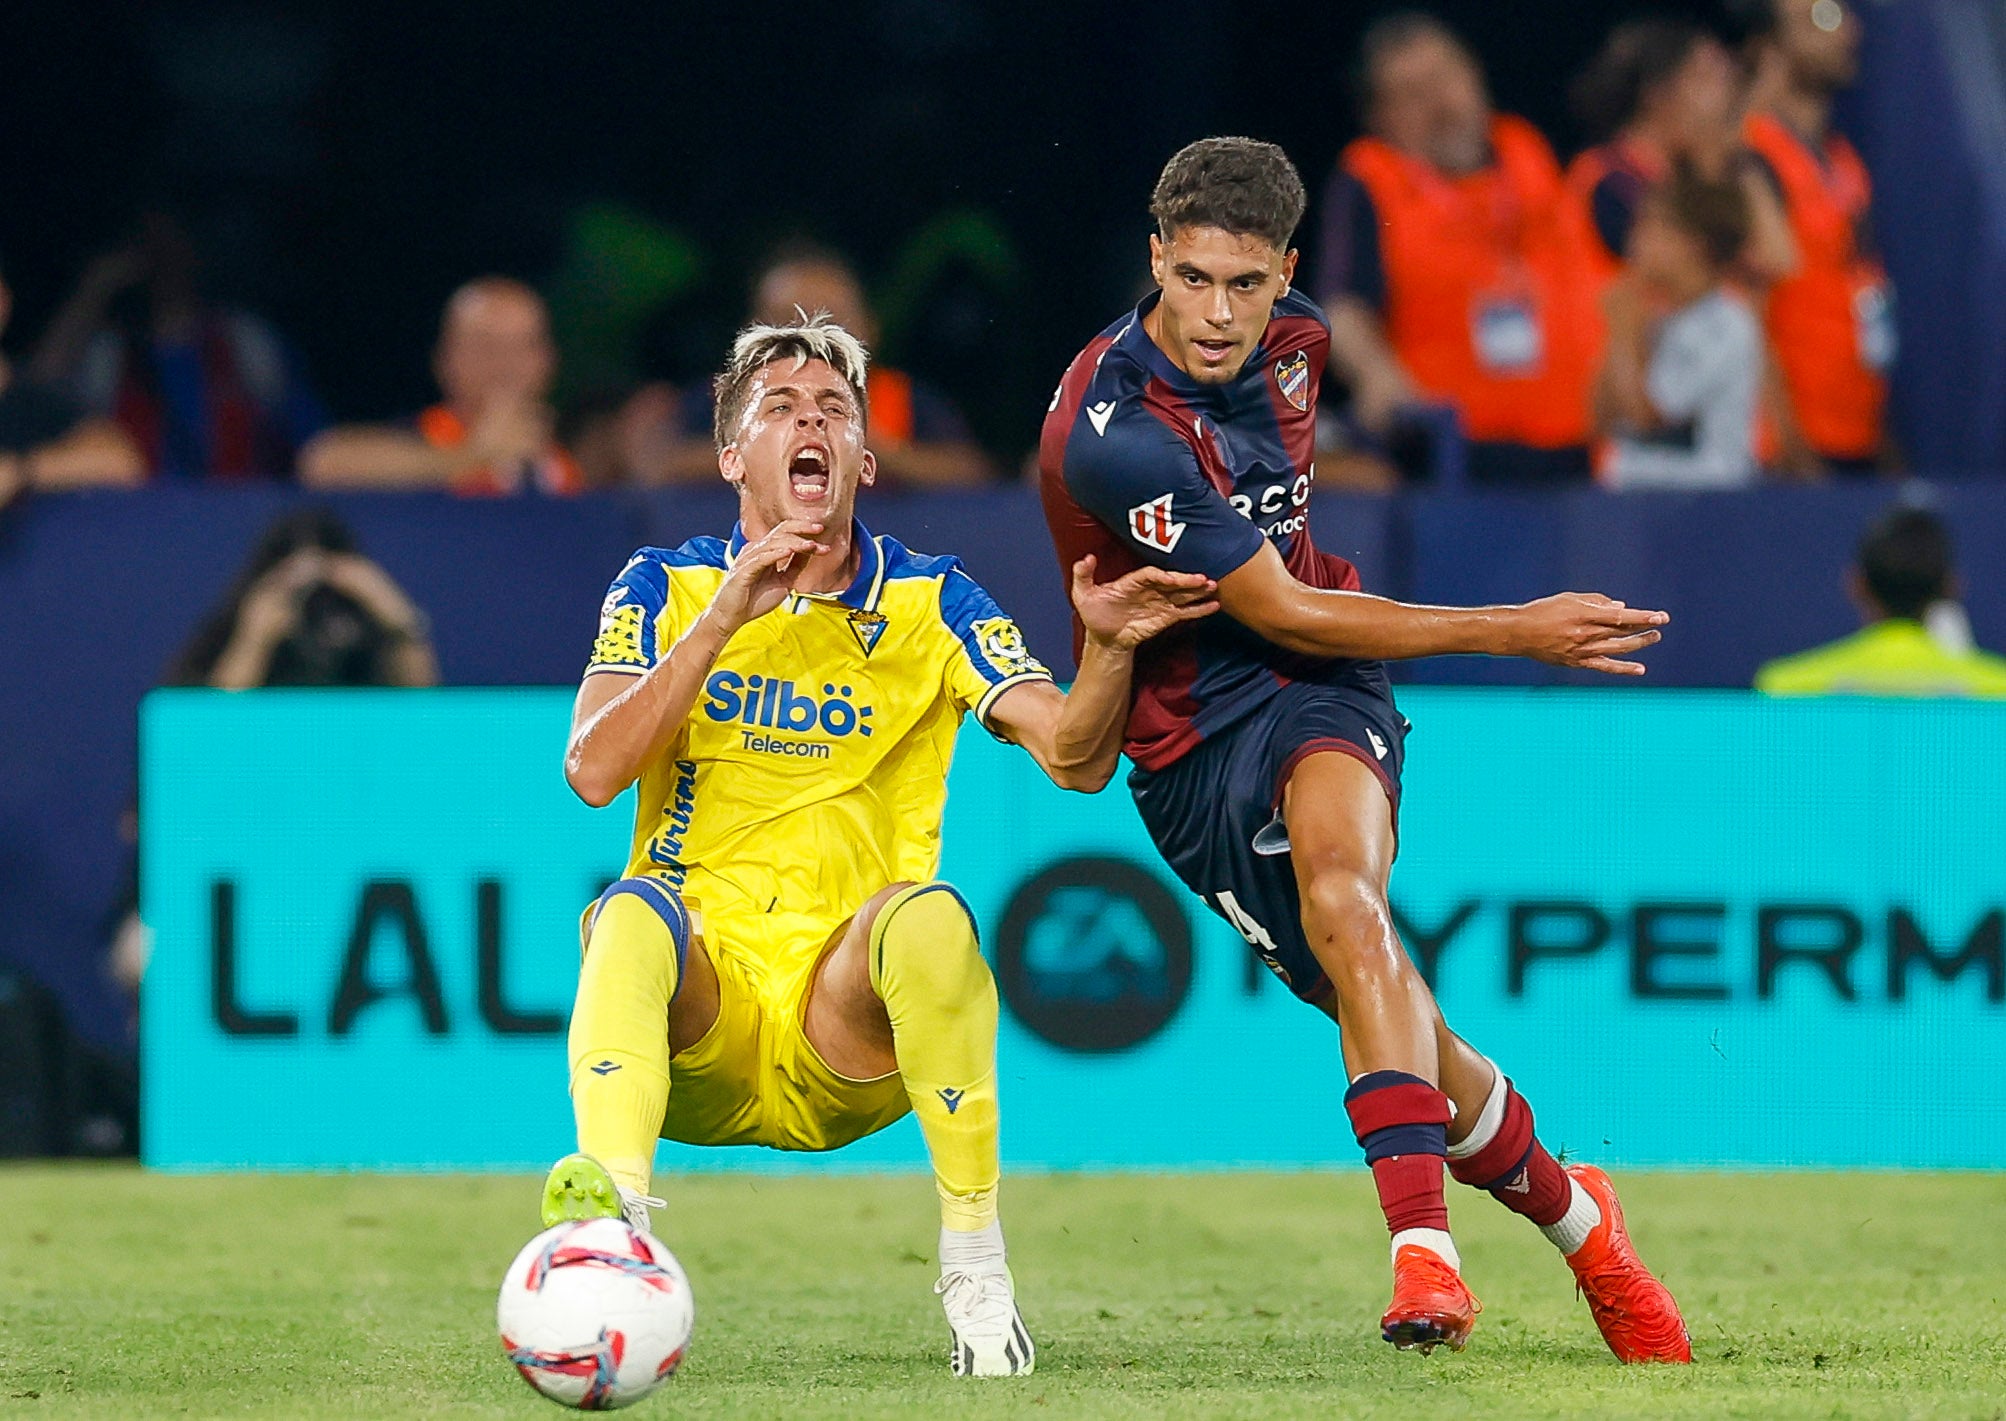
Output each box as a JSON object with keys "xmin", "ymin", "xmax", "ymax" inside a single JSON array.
[
  {"xmin": 568, "ymin": 880, "xmax": 686, "ymax": 1198},
  {"xmin": 869, "ymin": 883, "xmax": 1000, "ymax": 1232}
]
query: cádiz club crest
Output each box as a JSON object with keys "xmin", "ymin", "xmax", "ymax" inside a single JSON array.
[{"xmin": 847, "ymin": 609, "xmax": 888, "ymax": 657}]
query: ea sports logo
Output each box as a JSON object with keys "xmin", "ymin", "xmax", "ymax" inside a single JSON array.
[{"xmin": 994, "ymin": 856, "xmax": 1193, "ymax": 1052}]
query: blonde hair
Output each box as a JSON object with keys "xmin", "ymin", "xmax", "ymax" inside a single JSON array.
[{"xmin": 711, "ymin": 312, "xmax": 871, "ymax": 451}]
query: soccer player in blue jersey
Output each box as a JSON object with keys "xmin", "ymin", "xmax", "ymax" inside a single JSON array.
[{"xmin": 1039, "ymin": 138, "xmax": 1691, "ymax": 1362}]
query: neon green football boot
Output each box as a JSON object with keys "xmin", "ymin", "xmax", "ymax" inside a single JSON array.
[
  {"xmin": 540, "ymin": 1153, "xmax": 625, "ymax": 1228},
  {"xmin": 539, "ymin": 1153, "xmax": 665, "ymax": 1234}
]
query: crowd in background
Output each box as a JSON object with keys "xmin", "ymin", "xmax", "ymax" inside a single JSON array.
[
  {"xmin": 0, "ymin": 0, "xmax": 1994, "ymax": 1162},
  {"xmin": 0, "ymin": 0, "xmax": 1893, "ymax": 509},
  {"xmin": 1320, "ymin": 0, "xmax": 1886, "ymax": 489}
]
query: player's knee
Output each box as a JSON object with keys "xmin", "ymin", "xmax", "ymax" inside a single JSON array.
[
  {"xmin": 1299, "ymin": 866, "xmax": 1398, "ymax": 973},
  {"xmin": 590, "ymin": 877, "xmax": 692, "ymax": 982},
  {"xmin": 868, "ymin": 881, "xmax": 990, "ymax": 1006}
]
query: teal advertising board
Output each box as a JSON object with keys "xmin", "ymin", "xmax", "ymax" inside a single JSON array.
[{"xmin": 141, "ymin": 689, "xmax": 2006, "ymax": 1171}]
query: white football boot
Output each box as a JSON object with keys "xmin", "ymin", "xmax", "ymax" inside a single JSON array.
[{"xmin": 936, "ymin": 1265, "xmax": 1035, "ymax": 1377}]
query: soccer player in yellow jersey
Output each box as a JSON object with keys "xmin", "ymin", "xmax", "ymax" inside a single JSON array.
[{"xmin": 539, "ymin": 314, "xmax": 1216, "ymax": 1377}]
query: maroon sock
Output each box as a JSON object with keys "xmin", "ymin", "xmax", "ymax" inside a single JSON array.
[
  {"xmin": 1447, "ymin": 1077, "xmax": 1572, "ymax": 1227},
  {"xmin": 1370, "ymin": 1154, "xmax": 1450, "ymax": 1234},
  {"xmin": 1345, "ymin": 1071, "xmax": 1453, "ymax": 1235}
]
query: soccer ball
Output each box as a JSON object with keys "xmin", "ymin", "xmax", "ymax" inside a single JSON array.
[{"xmin": 497, "ymin": 1218, "xmax": 695, "ymax": 1409}]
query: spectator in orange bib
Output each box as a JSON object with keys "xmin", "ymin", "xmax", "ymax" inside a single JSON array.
[
  {"xmin": 1318, "ymin": 12, "xmax": 1604, "ymax": 484},
  {"xmin": 1734, "ymin": 0, "xmax": 1894, "ymax": 473},
  {"xmin": 301, "ymin": 277, "xmax": 583, "ymax": 496},
  {"xmin": 1566, "ymin": 18, "xmax": 1796, "ymax": 283}
]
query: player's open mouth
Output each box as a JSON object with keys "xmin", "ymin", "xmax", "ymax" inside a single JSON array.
[
  {"xmin": 1194, "ymin": 339, "xmax": 1236, "ymax": 364},
  {"xmin": 788, "ymin": 446, "xmax": 831, "ymax": 500}
]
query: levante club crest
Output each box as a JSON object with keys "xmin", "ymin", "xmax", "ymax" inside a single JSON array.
[{"xmin": 1274, "ymin": 351, "xmax": 1310, "ymax": 411}]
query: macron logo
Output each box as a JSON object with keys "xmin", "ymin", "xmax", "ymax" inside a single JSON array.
[
  {"xmin": 1367, "ymin": 729, "xmax": 1388, "ymax": 761},
  {"xmin": 1127, "ymin": 494, "xmax": 1187, "ymax": 553},
  {"xmin": 1086, "ymin": 400, "xmax": 1117, "ymax": 436}
]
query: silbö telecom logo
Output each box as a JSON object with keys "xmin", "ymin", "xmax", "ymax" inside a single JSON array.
[{"xmin": 703, "ymin": 670, "xmax": 873, "ymax": 759}]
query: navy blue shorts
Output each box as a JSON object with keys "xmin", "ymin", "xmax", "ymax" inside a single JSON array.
[{"xmin": 1128, "ymin": 679, "xmax": 1409, "ymax": 1004}]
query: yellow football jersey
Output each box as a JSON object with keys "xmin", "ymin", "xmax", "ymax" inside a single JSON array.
[{"xmin": 585, "ymin": 518, "xmax": 1052, "ymax": 955}]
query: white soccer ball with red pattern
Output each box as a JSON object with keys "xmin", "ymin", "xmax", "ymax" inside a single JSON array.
[{"xmin": 497, "ymin": 1218, "xmax": 694, "ymax": 1409}]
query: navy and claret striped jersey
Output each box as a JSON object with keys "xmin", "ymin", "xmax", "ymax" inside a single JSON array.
[{"xmin": 1038, "ymin": 288, "xmax": 1390, "ymax": 772}]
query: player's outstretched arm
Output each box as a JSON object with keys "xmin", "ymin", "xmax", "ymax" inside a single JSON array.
[
  {"xmin": 565, "ymin": 519, "xmax": 830, "ymax": 806},
  {"xmin": 1216, "ymin": 542, "xmax": 1668, "ymax": 675},
  {"xmin": 987, "ymin": 556, "xmax": 1218, "ymax": 793}
]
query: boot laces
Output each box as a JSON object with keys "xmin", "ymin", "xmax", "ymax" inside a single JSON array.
[
  {"xmin": 935, "ymin": 1269, "xmax": 1015, "ymax": 1337},
  {"xmin": 616, "ymin": 1187, "xmax": 666, "ymax": 1233}
]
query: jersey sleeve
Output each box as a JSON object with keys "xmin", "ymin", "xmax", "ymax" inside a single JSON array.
[
  {"xmin": 1063, "ymin": 414, "xmax": 1267, "ymax": 580},
  {"xmin": 935, "ymin": 564, "xmax": 1054, "ymax": 732},
  {"xmin": 585, "ymin": 553, "xmax": 671, "ymax": 676}
]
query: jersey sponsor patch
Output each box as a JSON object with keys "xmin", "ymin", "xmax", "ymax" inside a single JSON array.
[
  {"xmin": 1127, "ymin": 493, "xmax": 1187, "ymax": 553},
  {"xmin": 1275, "ymin": 350, "xmax": 1310, "ymax": 411},
  {"xmin": 591, "ymin": 602, "xmax": 650, "ymax": 668},
  {"xmin": 970, "ymin": 616, "xmax": 1045, "ymax": 679}
]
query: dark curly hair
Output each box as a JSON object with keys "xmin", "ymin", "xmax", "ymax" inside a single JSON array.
[{"xmin": 1149, "ymin": 137, "xmax": 1307, "ymax": 250}]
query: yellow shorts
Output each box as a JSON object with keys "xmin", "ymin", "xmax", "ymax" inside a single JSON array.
[{"xmin": 587, "ymin": 897, "xmax": 911, "ymax": 1153}]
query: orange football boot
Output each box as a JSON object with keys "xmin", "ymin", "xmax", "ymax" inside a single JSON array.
[
  {"xmin": 1564, "ymin": 1164, "xmax": 1692, "ymax": 1363},
  {"xmin": 1381, "ymin": 1244, "xmax": 1482, "ymax": 1353}
]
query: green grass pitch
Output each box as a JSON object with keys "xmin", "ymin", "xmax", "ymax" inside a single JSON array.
[{"xmin": 2, "ymin": 1165, "xmax": 2002, "ymax": 1418}]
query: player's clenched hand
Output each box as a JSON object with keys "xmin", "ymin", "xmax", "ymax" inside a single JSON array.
[
  {"xmin": 1510, "ymin": 592, "xmax": 1669, "ymax": 676},
  {"xmin": 709, "ymin": 519, "xmax": 831, "ymax": 631},
  {"xmin": 1071, "ymin": 555, "xmax": 1219, "ymax": 652}
]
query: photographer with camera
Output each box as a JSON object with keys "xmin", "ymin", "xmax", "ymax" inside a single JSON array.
[{"xmin": 170, "ymin": 508, "xmax": 439, "ymax": 690}]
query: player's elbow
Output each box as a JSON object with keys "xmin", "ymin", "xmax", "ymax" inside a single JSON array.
[
  {"xmin": 1289, "ymin": 628, "xmax": 1356, "ymax": 658},
  {"xmin": 1241, "ymin": 597, "xmax": 1372, "ymax": 659},
  {"xmin": 1230, "ymin": 605, "xmax": 1327, "ymax": 659},
  {"xmin": 1048, "ymin": 759, "xmax": 1116, "ymax": 795},
  {"xmin": 564, "ymin": 752, "xmax": 624, "ymax": 809},
  {"xmin": 567, "ymin": 771, "xmax": 618, "ymax": 809}
]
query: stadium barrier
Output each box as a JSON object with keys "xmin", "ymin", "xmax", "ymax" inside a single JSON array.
[
  {"xmin": 141, "ymin": 688, "xmax": 2006, "ymax": 1171},
  {"xmin": 16, "ymin": 481, "xmax": 2006, "ymax": 1059}
]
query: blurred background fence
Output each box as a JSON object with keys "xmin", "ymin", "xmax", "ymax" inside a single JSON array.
[{"xmin": 8, "ymin": 479, "xmax": 2006, "ymax": 1058}]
